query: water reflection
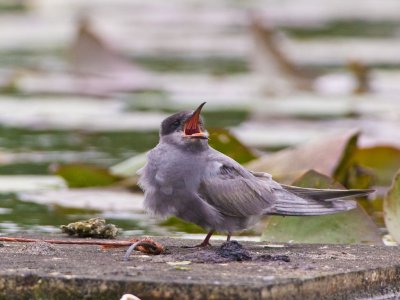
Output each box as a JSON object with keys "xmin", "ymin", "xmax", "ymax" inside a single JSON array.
[{"xmin": 0, "ymin": 193, "xmax": 152, "ymax": 235}]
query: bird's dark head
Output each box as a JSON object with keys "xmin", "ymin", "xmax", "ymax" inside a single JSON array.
[{"xmin": 160, "ymin": 102, "xmax": 209, "ymax": 149}]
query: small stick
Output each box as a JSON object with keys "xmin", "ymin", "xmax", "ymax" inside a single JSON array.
[
  {"xmin": 0, "ymin": 236, "xmax": 136, "ymax": 246},
  {"xmin": 0, "ymin": 236, "xmax": 164, "ymax": 256}
]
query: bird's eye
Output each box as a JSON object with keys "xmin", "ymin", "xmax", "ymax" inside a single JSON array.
[{"xmin": 172, "ymin": 120, "xmax": 180, "ymax": 127}]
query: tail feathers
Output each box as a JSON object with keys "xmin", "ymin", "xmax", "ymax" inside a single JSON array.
[
  {"xmin": 281, "ymin": 185, "xmax": 374, "ymax": 201},
  {"xmin": 269, "ymin": 185, "xmax": 374, "ymax": 216},
  {"xmin": 271, "ymin": 197, "xmax": 356, "ymax": 216}
]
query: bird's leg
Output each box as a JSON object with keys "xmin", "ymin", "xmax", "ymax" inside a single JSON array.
[
  {"xmin": 226, "ymin": 233, "xmax": 232, "ymax": 242},
  {"xmin": 198, "ymin": 230, "xmax": 214, "ymax": 246},
  {"xmin": 182, "ymin": 230, "xmax": 214, "ymax": 248}
]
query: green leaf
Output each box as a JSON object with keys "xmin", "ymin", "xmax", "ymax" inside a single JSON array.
[
  {"xmin": 54, "ymin": 163, "xmax": 120, "ymax": 188},
  {"xmin": 384, "ymin": 170, "xmax": 400, "ymax": 243},
  {"xmin": 352, "ymin": 146, "xmax": 400, "ymax": 186},
  {"xmin": 357, "ymin": 196, "xmax": 384, "ymax": 229},
  {"xmin": 110, "ymin": 152, "xmax": 147, "ymax": 178},
  {"xmin": 208, "ymin": 128, "xmax": 257, "ymax": 164},
  {"xmin": 261, "ymin": 170, "xmax": 382, "ymax": 244}
]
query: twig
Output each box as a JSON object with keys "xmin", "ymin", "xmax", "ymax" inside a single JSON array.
[
  {"xmin": 0, "ymin": 236, "xmax": 165, "ymax": 256},
  {"xmin": 0, "ymin": 236, "xmax": 135, "ymax": 246}
]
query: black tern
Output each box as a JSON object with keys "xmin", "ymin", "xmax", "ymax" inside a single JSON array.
[{"xmin": 138, "ymin": 103, "xmax": 373, "ymax": 246}]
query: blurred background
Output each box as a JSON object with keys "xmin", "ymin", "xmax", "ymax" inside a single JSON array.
[{"xmin": 1, "ymin": 0, "xmax": 400, "ymax": 244}]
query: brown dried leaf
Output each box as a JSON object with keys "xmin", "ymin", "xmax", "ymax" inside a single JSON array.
[{"xmin": 246, "ymin": 130, "xmax": 359, "ymax": 184}]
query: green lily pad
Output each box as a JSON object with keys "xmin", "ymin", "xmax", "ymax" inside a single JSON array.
[
  {"xmin": 261, "ymin": 170, "xmax": 382, "ymax": 244},
  {"xmin": 208, "ymin": 128, "xmax": 257, "ymax": 164},
  {"xmin": 357, "ymin": 195, "xmax": 384, "ymax": 229},
  {"xmin": 333, "ymin": 146, "xmax": 400, "ymax": 222},
  {"xmin": 110, "ymin": 152, "xmax": 147, "ymax": 178},
  {"xmin": 384, "ymin": 171, "xmax": 400, "ymax": 243},
  {"xmin": 54, "ymin": 163, "xmax": 120, "ymax": 188},
  {"xmin": 109, "ymin": 152, "xmax": 148, "ymax": 189},
  {"xmin": 344, "ymin": 164, "xmax": 375, "ymax": 190},
  {"xmin": 351, "ymin": 146, "xmax": 400, "ymax": 186}
]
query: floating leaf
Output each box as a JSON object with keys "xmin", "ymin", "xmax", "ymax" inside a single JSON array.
[
  {"xmin": 110, "ymin": 152, "xmax": 147, "ymax": 178},
  {"xmin": 337, "ymin": 146, "xmax": 400, "ymax": 222},
  {"xmin": 351, "ymin": 146, "xmax": 400, "ymax": 186},
  {"xmin": 246, "ymin": 130, "xmax": 359, "ymax": 184},
  {"xmin": 249, "ymin": 15, "xmax": 314, "ymax": 91},
  {"xmin": 18, "ymin": 18, "xmax": 159, "ymax": 97},
  {"xmin": 209, "ymin": 128, "xmax": 257, "ymax": 164},
  {"xmin": 384, "ymin": 171, "xmax": 400, "ymax": 243},
  {"xmin": 290, "ymin": 169, "xmax": 343, "ymax": 189},
  {"xmin": 261, "ymin": 170, "xmax": 382, "ymax": 244},
  {"xmin": 357, "ymin": 195, "xmax": 384, "ymax": 229},
  {"xmin": 54, "ymin": 163, "xmax": 120, "ymax": 188},
  {"xmin": 69, "ymin": 18, "xmax": 143, "ymax": 77},
  {"xmin": 344, "ymin": 164, "xmax": 375, "ymax": 190}
]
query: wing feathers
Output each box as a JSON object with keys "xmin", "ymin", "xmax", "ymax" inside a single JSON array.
[{"xmin": 200, "ymin": 150, "xmax": 372, "ymax": 218}]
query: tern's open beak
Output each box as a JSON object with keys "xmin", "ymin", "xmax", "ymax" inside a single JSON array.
[{"xmin": 183, "ymin": 102, "xmax": 208, "ymax": 139}]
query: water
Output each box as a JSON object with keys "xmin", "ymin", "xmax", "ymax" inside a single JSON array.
[
  {"xmin": 0, "ymin": 193, "xmax": 156, "ymax": 236},
  {"xmin": 0, "ymin": 126, "xmax": 159, "ymax": 234},
  {"xmin": 0, "ymin": 126, "xmax": 160, "ymax": 173},
  {"xmin": 0, "ymin": 119, "xmax": 253, "ymax": 237},
  {"xmin": 1, "ymin": 0, "xmax": 400, "ymax": 243}
]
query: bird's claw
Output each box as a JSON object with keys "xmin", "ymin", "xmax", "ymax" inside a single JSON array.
[{"xmin": 181, "ymin": 241, "xmax": 212, "ymax": 248}]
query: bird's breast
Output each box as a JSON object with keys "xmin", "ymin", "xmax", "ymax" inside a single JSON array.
[{"xmin": 153, "ymin": 151, "xmax": 206, "ymax": 193}]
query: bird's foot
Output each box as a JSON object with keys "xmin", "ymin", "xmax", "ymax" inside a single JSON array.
[
  {"xmin": 181, "ymin": 241, "xmax": 212, "ymax": 248},
  {"xmin": 181, "ymin": 230, "xmax": 214, "ymax": 248}
]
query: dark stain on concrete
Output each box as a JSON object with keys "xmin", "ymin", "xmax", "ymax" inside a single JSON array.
[{"xmin": 216, "ymin": 241, "xmax": 252, "ymax": 261}]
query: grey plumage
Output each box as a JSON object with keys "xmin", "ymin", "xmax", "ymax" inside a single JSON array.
[{"xmin": 138, "ymin": 103, "xmax": 374, "ymax": 245}]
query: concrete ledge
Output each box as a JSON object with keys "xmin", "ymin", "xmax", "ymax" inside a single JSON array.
[{"xmin": 1, "ymin": 236, "xmax": 400, "ymax": 300}]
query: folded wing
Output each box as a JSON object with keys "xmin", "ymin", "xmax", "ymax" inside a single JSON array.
[{"xmin": 199, "ymin": 153, "xmax": 372, "ymax": 217}]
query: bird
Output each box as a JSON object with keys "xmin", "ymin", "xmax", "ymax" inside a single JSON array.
[{"xmin": 138, "ymin": 102, "xmax": 374, "ymax": 247}]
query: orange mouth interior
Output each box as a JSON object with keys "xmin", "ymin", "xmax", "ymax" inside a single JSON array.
[
  {"xmin": 184, "ymin": 121, "xmax": 202, "ymax": 136},
  {"xmin": 183, "ymin": 102, "xmax": 207, "ymax": 138},
  {"xmin": 184, "ymin": 122, "xmax": 207, "ymax": 138}
]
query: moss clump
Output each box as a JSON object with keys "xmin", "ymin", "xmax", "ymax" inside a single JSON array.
[{"xmin": 60, "ymin": 218, "xmax": 120, "ymax": 238}]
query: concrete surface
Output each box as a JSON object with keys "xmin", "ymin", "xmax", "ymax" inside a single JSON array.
[{"xmin": 0, "ymin": 235, "xmax": 400, "ymax": 300}]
